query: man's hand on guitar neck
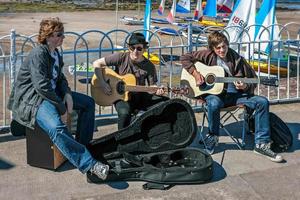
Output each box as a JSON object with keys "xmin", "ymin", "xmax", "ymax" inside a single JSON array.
[
  {"xmin": 149, "ymin": 85, "xmax": 165, "ymax": 96},
  {"xmin": 192, "ymin": 69, "xmax": 205, "ymax": 86},
  {"xmin": 234, "ymin": 81, "xmax": 248, "ymax": 90},
  {"xmin": 155, "ymin": 86, "xmax": 165, "ymax": 96}
]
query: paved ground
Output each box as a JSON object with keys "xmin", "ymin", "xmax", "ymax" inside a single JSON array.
[{"xmin": 1, "ymin": 102, "xmax": 300, "ymax": 200}]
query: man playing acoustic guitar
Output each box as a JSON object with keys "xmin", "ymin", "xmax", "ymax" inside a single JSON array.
[
  {"xmin": 93, "ymin": 33, "xmax": 169, "ymax": 130},
  {"xmin": 180, "ymin": 31, "xmax": 283, "ymax": 162}
]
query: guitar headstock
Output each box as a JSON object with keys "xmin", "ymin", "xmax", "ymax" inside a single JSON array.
[{"xmin": 259, "ymin": 77, "xmax": 279, "ymax": 87}]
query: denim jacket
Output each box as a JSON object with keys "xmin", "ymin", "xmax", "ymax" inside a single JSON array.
[{"xmin": 7, "ymin": 44, "xmax": 71, "ymax": 129}]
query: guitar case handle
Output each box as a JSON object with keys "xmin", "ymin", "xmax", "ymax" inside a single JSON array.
[{"xmin": 143, "ymin": 182, "xmax": 174, "ymax": 190}]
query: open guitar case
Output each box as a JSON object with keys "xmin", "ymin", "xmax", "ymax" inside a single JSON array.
[{"xmin": 87, "ymin": 98, "xmax": 213, "ymax": 190}]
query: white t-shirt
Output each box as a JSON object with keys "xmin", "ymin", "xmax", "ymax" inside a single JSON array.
[{"xmin": 217, "ymin": 56, "xmax": 237, "ymax": 93}]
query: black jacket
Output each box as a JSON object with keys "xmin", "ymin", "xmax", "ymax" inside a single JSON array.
[{"xmin": 7, "ymin": 44, "xmax": 71, "ymax": 129}]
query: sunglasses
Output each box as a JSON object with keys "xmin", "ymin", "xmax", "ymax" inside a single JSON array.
[
  {"xmin": 54, "ymin": 32, "xmax": 65, "ymax": 38},
  {"xmin": 129, "ymin": 46, "xmax": 144, "ymax": 52}
]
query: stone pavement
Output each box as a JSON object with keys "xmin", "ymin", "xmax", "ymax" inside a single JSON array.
[{"xmin": 0, "ymin": 103, "xmax": 300, "ymax": 200}]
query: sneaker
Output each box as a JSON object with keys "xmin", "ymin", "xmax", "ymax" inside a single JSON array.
[
  {"xmin": 89, "ymin": 162, "xmax": 109, "ymax": 180},
  {"xmin": 201, "ymin": 134, "xmax": 219, "ymax": 155},
  {"xmin": 254, "ymin": 143, "xmax": 283, "ymax": 163}
]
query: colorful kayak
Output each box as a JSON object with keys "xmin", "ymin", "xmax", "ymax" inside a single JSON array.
[
  {"xmin": 143, "ymin": 52, "xmax": 160, "ymax": 65},
  {"xmin": 199, "ymin": 19, "xmax": 225, "ymax": 27},
  {"xmin": 151, "ymin": 18, "xmax": 169, "ymax": 24}
]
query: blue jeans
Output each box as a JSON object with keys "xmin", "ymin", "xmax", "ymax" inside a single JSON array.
[
  {"xmin": 204, "ymin": 93, "xmax": 270, "ymax": 144},
  {"xmin": 36, "ymin": 91, "xmax": 96, "ymax": 173}
]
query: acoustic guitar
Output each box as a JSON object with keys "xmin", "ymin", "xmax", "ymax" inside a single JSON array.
[
  {"xmin": 180, "ymin": 62, "xmax": 279, "ymax": 98},
  {"xmin": 91, "ymin": 68, "xmax": 187, "ymax": 106}
]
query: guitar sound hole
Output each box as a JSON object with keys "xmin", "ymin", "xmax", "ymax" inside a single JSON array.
[
  {"xmin": 116, "ymin": 81, "xmax": 125, "ymax": 95},
  {"xmin": 206, "ymin": 74, "xmax": 215, "ymax": 85}
]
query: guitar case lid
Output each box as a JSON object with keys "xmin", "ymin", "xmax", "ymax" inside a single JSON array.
[{"xmin": 88, "ymin": 98, "xmax": 198, "ymax": 160}]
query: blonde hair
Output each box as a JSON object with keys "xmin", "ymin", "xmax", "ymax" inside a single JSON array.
[{"xmin": 38, "ymin": 17, "xmax": 64, "ymax": 44}]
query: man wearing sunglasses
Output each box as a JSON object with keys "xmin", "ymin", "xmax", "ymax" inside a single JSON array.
[
  {"xmin": 8, "ymin": 17, "xmax": 109, "ymax": 180},
  {"xmin": 93, "ymin": 33, "xmax": 169, "ymax": 130}
]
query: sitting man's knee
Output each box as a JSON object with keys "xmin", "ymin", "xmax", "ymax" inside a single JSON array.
[
  {"xmin": 256, "ymin": 96, "xmax": 269, "ymax": 108},
  {"xmin": 207, "ymin": 98, "xmax": 222, "ymax": 110}
]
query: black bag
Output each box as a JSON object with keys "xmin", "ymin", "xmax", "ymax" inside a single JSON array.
[
  {"xmin": 87, "ymin": 99, "xmax": 213, "ymax": 189},
  {"xmin": 269, "ymin": 112, "xmax": 293, "ymax": 152},
  {"xmin": 10, "ymin": 120, "xmax": 26, "ymax": 136}
]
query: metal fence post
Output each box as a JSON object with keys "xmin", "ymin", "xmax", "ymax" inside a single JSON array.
[
  {"xmin": 0, "ymin": 30, "xmax": 16, "ymax": 133},
  {"xmin": 10, "ymin": 29, "xmax": 16, "ymax": 88},
  {"xmin": 187, "ymin": 22, "xmax": 193, "ymax": 52}
]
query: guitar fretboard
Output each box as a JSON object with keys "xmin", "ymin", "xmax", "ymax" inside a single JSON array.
[
  {"xmin": 214, "ymin": 77, "xmax": 259, "ymax": 84},
  {"xmin": 125, "ymin": 85, "xmax": 159, "ymax": 93}
]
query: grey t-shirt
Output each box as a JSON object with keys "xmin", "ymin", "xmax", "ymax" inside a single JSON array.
[
  {"xmin": 50, "ymin": 51, "xmax": 59, "ymax": 90},
  {"xmin": 104, "ymin": 52, "xmax": 158, "ymax": 86}
]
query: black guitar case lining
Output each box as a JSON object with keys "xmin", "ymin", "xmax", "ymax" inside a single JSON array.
[
  {"xmin": 88, "ymin": 99, "xmax": 197, "ymax": 160},
  {"xmin": 87, "ymin": 99, "xmax": 213, "ymax": 188}
]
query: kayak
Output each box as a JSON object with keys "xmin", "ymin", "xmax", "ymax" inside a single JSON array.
[
  {"xmin": 248, "ymin": 60, "xmax": 288, "ymax": 77},
  {"xmin": 152, "ymin": 26, "xmax": 180, "ymax": 36},
  {"xmin": 199, "ymin": 19, "xmax": 225, "ymax": 27},
  {"xmin": 151, "ymin": 18, "xmax": 169, "ymax": 24},
  {"xmin": 143, "ymin": 52, "xmax": 160, "ymax": 65}
]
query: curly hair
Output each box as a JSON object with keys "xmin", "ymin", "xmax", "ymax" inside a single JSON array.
[
  {"xmin": 38, "ymin": 17, "xmax": 64, "ymax": 44},
  {"xmin": 207, "ymin": 31, "xmax": 229, "ymax": 51}
]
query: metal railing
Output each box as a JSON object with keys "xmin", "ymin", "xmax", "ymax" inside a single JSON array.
[{"xmin": 0, "ymin": 22, "xmax": 299, "ymax": 128}]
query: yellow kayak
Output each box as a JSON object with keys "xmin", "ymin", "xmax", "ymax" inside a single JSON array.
[
  {"xmin": 248, "ymin": 60, "xmax": 287, "ymax": 76},
  {"xmin": 199, "ymin": 20, "xmax": 225, "ymax": 27},
  {"xmin": 143, "ymin": 52, "xmax": 160, "ymax": 65}
]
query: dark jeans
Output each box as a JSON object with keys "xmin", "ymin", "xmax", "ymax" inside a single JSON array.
[
  {"xmin": 36, "ymin": 91, "xmax": 96, "ymax": 173},
  {"xmin": 114, "ymin": 92, "xmax": 169, "ymax": 129},
  {"xmin": 205, "ymin": 92, "xmax": 270, "ymax": 145}
]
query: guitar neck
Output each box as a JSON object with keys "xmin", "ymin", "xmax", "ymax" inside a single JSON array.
[
  {"xmin": 214, "ymin": 77, "xmax": 259, "ymax": 84},
  {"xmin": 125, "ymin": 85, "xmax": 159, "ymax": 93}
]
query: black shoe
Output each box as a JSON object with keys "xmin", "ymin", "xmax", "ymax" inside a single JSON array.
[{"xmin": 254, "ymin": 143, "xmax": 283, "ymax": 163}]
